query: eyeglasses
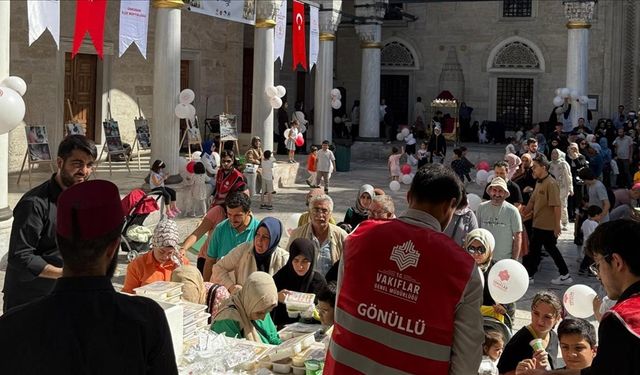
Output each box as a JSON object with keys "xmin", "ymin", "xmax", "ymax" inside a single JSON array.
[
  {"xmin": 466, "ymin": 245, "xmax": 486, "ymax": 255},
  {"xmin": 589, "ymin": 254, "xmax": 612, "ymax": 276}
]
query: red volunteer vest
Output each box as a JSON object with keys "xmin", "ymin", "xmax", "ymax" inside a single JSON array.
[
  {"xmin": 325, "ymin": 219, "xmax": 476, "ymax": 375},
  {"xmin": 213, "ymin": 168, "xmax": 244, "ymax": 206},
  {"xmin": 608, "ymin": 293, "xmax": 640, "ymax": 339}
]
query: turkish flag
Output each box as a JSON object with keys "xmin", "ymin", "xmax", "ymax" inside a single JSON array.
[
  {"xmin": 72, "ymin": 0, "xmax": 108, "ymax": 59},
  {"xmin": 292, "ymin": 0, "xmax": 307, "ymax": 71}
]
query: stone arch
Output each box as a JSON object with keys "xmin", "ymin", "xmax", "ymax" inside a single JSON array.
[
  {"xmin": 381, "ymin": 37, "xmax": 420, "ymax": 70},
  {"xmin": 486, "ymin": 36, "xmax": 546, "ymax": 72}
]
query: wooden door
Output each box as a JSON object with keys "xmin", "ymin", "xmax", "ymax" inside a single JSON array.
[
  {"xmin": 64, "ymin": 53, "xmax": 98, "ymax": 140},
  {"xmin": 241, "ymin": 48, "xmax": 253, "ymax": 133}
]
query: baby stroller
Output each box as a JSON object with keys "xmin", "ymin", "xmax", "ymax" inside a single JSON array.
[
  {"xmin": 483, "ymin": 313, "xmax": 513, "ymax": 345},
  {"xmin": 120, "ymin": 189, "xmax": 163, "ymax": 262}
]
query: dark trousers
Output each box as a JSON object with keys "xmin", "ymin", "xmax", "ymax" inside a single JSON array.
[
  {"xmin": 617, "ymin": 159, "xmax": 632, "ymax": 188},
  {"xmin": 152, "ymin": 186, "xmax": 176, "ymax": 203},
  {"xmin": 523, "ymin": 228, "xmax": 569, "ymax": 276}
]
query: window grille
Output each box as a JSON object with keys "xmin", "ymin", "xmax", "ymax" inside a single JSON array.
[
  {"xmin": 503, "ymin": 0, "xmax": 532, "ymax": 17},
  {"xmin": 496, "ymin": 78, "xmax": 534, "ymax": 131},
  {"xmin": 381, "ymin": 42, "xmax": 415, "ymax": 68},
  {"xmin": 493, "ymin": 41, "xmax": 540, "ymax": 69}
]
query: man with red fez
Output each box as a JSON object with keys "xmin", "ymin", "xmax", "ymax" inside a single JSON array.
[
  {"xmin": 3, "ymin": 135, "xmax": 96, "ymax": 312},
  {"xmin": 325, "ymin": 164, "xmax": 484, "ymax": 375},
  {"xmin": 0, "ymin": 180, "xmax": 178, "ymax": 374}
]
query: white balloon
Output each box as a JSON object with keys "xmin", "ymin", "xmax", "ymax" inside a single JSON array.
[
  {"xmin": 488, "ymin": 259, "xmax": 529, "ymax": 304},
  {"xmin": 401, "ymin": 128, "xmax": 410, "ymax": 137},
  {"xmin": 555, "ymin": 88, "xmax": 561, "ymax": 97},
  {"xmin": 174, "ymin": 103, "xmax": 189, "ymax": 119},
  {"xmin": 487, "ymin": 171, "xmax": 496, "ymax": 182},
  {"xmin": 330, "ymin": 88, "xmax": 340, "ymax": 98},
  {"xmin": 467, "ymin": 193, "xmax": 481, "ymax": 211},
  {"xmin": 2, "ymin": 76, "xmax": 27, "ymax": 96},
  {"xmin": 401, "ymin": 174, "xmax": 412, "ymax": 185},
  {"xmin": 0, "ymin": 87, "xmax": 26, "ymax": 134},
  {"xmin": 270, "ymin": 96, "xmax": 283, "ymax": 109},
  {"xmin": 570, "ymin": 90, "xmax": 579, "ymax": 100},
  {"xmin": 563, "ymin": 284, "xmax": 597, "ymax": 318},
  {"xmin": 286, "ymin": 213, "xmax": 302, "ymax": 236},
  {"xmin": 553, "ymin": 96, "xmax": 564, "ymax": 107},
  {"xmin": 389, "ymin": 180, "xmax": 401, "ymax": 192},
  {"xmin": 186, "ymin": 104, "xmax": 196, "ymax": 120},
  {"xmin": 561, "ymin": 88, "xmax": 571, "ymax": 98},
  {"xmin": 191, "ymin": 151, "xmax": 202, "ymax": 160},
  {"xmin": 334, "ymin": 116, "xmax": 343, "ymax": 124},
  {"xmin": 265, "ymin": 86, "xmax": 278, "ymax": 98},
  {"xmin": 476, "ymin": 170, "xmax": 489, "ymax": 185},
  {"xmin": 579, "ymin": 96, "xmax": 589, "ymax": 105},
  {"xmin": 276, "ymin": 85, "xmax": 287, "ymax": 98},
  {"xmin": 396, "ymin": 132, "xmax": 404, "ymax": 141},
  {"xmin": 179, "ymin": 89, "xmax": 195, "ymax": 104},
  {"xmin": 331, "ymin": 99, "xmax": 342, "ymax": 110}
]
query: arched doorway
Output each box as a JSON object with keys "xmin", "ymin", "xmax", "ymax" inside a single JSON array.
[{"xmin": 381, "ymin": 39, "xmax": 419, "ymax": 128}]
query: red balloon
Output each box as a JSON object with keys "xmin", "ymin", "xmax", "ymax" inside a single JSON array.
[
  {"xmin": 476, "ymin": 161, "xmax": 490, "ymax": 171},
  {"xmin": 296, "ymin": 133, "xmax": 303, "ymax": 141},
  {"xmin": 186, "ymin": 161, "xmax": 195, "ymax": 174},
  {"xmin": 401, "ymin": 164, "xmax": 411, "ymax": 175},
  {"xmin": 295, "ymin": 137, "xmax": 304, "ymax": 147}
]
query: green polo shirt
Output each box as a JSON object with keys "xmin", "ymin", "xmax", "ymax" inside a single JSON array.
[{"xmin": 207, "ymin": 216, "xmax": 260, "ymax": 260}]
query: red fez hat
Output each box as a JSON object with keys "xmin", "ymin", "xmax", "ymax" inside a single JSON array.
[{"xmin": 57, "ymin": 180, "xmax": 124, "ymax": 240}]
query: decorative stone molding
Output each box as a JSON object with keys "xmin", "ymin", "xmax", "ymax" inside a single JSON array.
[
  {"xmin": 354, "ymin": 0, "xmax": 387, "ymax": 24},
  {"xmin": 256, "ymin": 0, "xmax": 283, "ymax": 25},
  {"xmin": 356, "ymin": 24, "xmax": 382, "ymax": 47},
  {"xmin": 493, "ymin": 41, "xmax": 540, "ymax": 69},
  {"xmin": 439, "ymin": 47, "xmax": 465, "ymax": 101},
  {"xmin": 564, "ymin": 0, "xmax": 595, "ymax": 27},
  {"xmin": 319, "ymin": 0, "xmax": 342, "ymax": 35}
]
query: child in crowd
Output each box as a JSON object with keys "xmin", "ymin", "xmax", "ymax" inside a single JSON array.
[
  {"xmin": 150, "ymin": 159, "xmax": 180, "ymax": 218},
  {"xmin": 557, "ymin": 318, "xmax": 597, "ymax": 370},
  {"xmin": 404, "ymin": 128, "xmax": 417, "ymax": 155},
  {"xmin": 187, "ymin": 162, "xmax": 211, "ymax": 217},
  {"xmin": 451, "ymin": 149, "xmax": 466, "ymax": 182},
  {"xmin": 315, "ymin": 140, "xmax": 336, "ymax": 194},
  {"xmin": 479, "ymin": 330, "xmax": 503, "ymax": 375},
  {"xmin": 460, "ymin": 146, "xmax": 475, "ymax": 182},
  {"xmin": 260, "ymin": 150, "xmax": 275, "ymax": 210},
  {"xmin": 428, "ymin": 125, "xmax": 446, "ymax": 163},
  {"xmin": 478, "ymin": 123, "xmax": 488, "ymax": 144},
  {"xmin": 317, "ymin": 284, "xmax": 336, "ymax": 328},
  {"xmin": 388, "ymin": 146, "xmax": 404, "ymax": 181},
  {"xmin": 578, "ymin": 205, "xmax": 603, "ymax": 275},
  {"xmin": 306, "ymin": 145, "xmax": 318, "ymax": 187},
  {"xmin": 505, "ymin": 137, "xmax": 518, "ymax": 156},
  {"xmin": 416, "ymin": 141, "xmax": 429, "ymax": 168},
  {"xmin": 286, "ymin": 120, "xmax": 299, "ymax": 163}
]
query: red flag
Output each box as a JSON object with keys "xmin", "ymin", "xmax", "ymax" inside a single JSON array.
[
  {"xmin": 292, "ymin": 0, "xmax": 307, "ymax": 71},
  {"xmin": 72, "ymin": 0, "xmax": 108, "ymax": 59}
]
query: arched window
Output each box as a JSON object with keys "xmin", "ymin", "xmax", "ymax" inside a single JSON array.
[
  {"xmin": 492, "ymin": 41, "xmax": 540, "ymax": 69},
  {"xmin": 381, "ymin": 41, "xmax": 416, "ymax": 68}
]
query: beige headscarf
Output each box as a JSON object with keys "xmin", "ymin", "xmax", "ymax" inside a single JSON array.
[
  {"xmin": 213, "ymin": 272, "xmax": 278, "ymax": 342},
  {"xmin": 171, "ymin": 265, "xmax": 205, "ymax": 304},
  {"xmin": 464, "ymin": 228, "xmax": 496, "ymax": 272}
]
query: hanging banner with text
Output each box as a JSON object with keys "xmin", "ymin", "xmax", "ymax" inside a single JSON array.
[
  {"xmin": 274, "ymin": 0, "xmax": 287, "ymax": 67},
  {"xmin": 309, "ymin": 6, "xmax": 319, "ymax": 71},
  {"xmin": 119, "ymin": 0, "xmax": 150, "ymax": 58},
  {"xmin": 72, "ymin": 0, "xmax": 108, "ymax": 59},
  {"xmin": 184, "ymin": 0, "xmax": 256, "ymax": 25},
  {"xmin": 28, "ymin": 0, "xmax": 60, "ymax": 49},
  {"xmin": 292, "ymin": 0, "xmax": 307, "ymax": 71}
]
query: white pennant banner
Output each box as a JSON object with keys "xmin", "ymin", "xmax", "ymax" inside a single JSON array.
[
  {"xmin": 309, "ymin": 6, "xmax": 319, "ymax": 71},
  {"xmin": 274, "ymin": 0, "xmax": 288, "ymax": 67},
  {"xmin": 28, "ymin": 0, "xmax": 60, "ymax": 49},
  {"xmin": 119, "ymin": 0, "xmax": 150, "ymax": 58}
]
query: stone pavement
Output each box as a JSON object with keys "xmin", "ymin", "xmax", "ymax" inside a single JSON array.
[{"xmin": 1, "ymin": 142, "xmax": 602, "ymax": 338}]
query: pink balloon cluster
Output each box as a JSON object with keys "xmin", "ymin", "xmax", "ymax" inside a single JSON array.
[{"xmin": 476, "ymin": 161, "xmax": 490, "ymax": 171}]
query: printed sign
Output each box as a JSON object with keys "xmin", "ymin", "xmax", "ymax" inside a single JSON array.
[
  {"xmin": 219, "ymin": 114, "xmax": 238, "ymax": 141},
  {"xmin": 134, "ymin": 118, "xmax": 151, "ymax": 149},
  {"xmin": 103, "ymin": 120, "xmax": 124, "ymax": 153},
  {"xmin": 187, "ymin": 119, "xmax": 202, "ymax": 144},
  {"xmin": 66, "ymin": 122, "xmax": 86, "ymax": 135},
  {"xmin": 25, "ymin": 125, "xmax": 52, "ymax": 161},
  {"xmin": 185, "ymin": 0, "xmax": 256, "ymax": 26}
]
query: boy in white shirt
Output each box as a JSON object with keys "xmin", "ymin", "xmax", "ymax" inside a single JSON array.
[
  {"xmin": 579, "ymin": 205, "xmax": 603, "ymax": 275},
  {"xmin": 260, "ymin": 150, "xmax": 275, "ymax": 210},
  {"xmin": 315, "ymin": 140, "xmax": 336, "ymax": 194}
]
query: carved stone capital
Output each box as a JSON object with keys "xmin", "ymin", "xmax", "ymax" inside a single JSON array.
[
  {"xmin": 319, "ymin": 0, "xmax": 342, "ymax": 35},
  {"xmin": 356, "ymin": 23, "xmax": 381, "ymax": 46},
  {"xmin": 354, "ymin": 0, "xmax": 387, "ymax": 24},
  {"xmin": 256, "ymin": 0, "xmax": 283, "ymax": 24},
  {"xmin": 563, "ymin": 0, "xmax": 596, "ymax": 24}
]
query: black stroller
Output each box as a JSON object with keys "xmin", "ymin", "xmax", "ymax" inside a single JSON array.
[{"xmin": 120, "ymin": 189, "xmax": 164, "ymax": 262}]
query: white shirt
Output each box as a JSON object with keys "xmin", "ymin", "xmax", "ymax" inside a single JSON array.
[
  {"xmin": 261, "ymin": 158, "xmax": 274, "ymax": 180},
  {"xmin": 316, "ymin": 149, "xmax": 335, "ymax": 172}
]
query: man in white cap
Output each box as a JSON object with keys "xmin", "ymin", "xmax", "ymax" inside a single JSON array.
[{"xmin": 476, "ymin": 177, "xmax": 523, "ymax": 261}]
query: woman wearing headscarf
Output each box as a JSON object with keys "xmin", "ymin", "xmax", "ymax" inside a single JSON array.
[
  {"xmin": 343, "ymin": 184, "xmax": 374, "ymax": 228},
  {"xmin": 272, "ymin": 238, "xmax": 328, "ymax": 327},
  {"xmin": 567, "ymin": 142, "xmax": 588, "ymax": 222},
  {"xmin": 427, "ymin": 125, "xmax": 446, "ymax": 163},
  {"xmin": 171, "ymin": 265, "xmax": 206, "ymax": 304},
  {"xmin": 211, "ymin": 217, "xmax": 289, "ymax": 293},
  {"xmin": 598, "ymin": 137, "xmax": 613, "ymax": 187},
  {"xmin": 211, "ymin": 272, "xmax": 282, "ymax": 344},
  {"xmin": 550, "ymin": 149, "xmax": 573, "ymax": 231}
]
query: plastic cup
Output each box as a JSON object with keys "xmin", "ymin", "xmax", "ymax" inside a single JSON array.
[{"xmin": 529, "ymin": 338, "xmax": 544, "ymax": 352}]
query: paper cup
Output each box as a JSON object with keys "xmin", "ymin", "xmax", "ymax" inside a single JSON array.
[{"xmin": 529, "ymin": 338, "xmax": 544, "ymax": 352}]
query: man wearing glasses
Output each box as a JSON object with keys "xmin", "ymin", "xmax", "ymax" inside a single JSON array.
[{"xmin": 519, "ymin": 219, "xmax": 640, "ymax": 375}]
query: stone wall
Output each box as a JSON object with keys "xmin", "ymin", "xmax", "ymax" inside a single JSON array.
[{"xmin": 7, "ymin": 1, "xmax": 243, "ymax": 172}]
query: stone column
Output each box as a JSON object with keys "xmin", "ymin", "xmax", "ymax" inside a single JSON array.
[
  {"xmin": 151, "ymin": 0, "xmax": 183, "ymax": 182},
  {"xmin": 564, "ymin": 0, "xmax": 595, "ymax": 127},
  {"xmin": 355, "ymin": 0, "xmax": 386, "ymax": 140},
  {"xmin": 251, "ymin": 0, "xmax": 282, "ymax": 152},
  {"xmin": 313, "ymin": 1, "xmax": 342, "ymax": 144},
  {"xmin": 0, "ymin": 0, "xmax": 12, "ymax": 261}
]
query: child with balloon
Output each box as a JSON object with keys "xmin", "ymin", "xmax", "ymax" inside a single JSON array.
[
  {"xmin": 285, "ymin": 119, "xmax": 300, "ymax": 164},
  {"xmin": 388, "ymin": 146, "xmax": 404, "ymax": 182}
]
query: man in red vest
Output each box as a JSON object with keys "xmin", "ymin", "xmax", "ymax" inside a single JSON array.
[
  {"xmin": 325, "ymin": 164, "xmax": 484, "ymax": 375},
  {"xmin": 518, "ymin": 219, "xmax": 640, "ymax": 375}
]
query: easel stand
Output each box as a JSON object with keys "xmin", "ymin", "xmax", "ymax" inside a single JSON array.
[
  {"xmin": 130, "ymin": 137, "xmax": 148, "ymax": 171},
  {"xmin": 179, "ymin": 119, "xmax": 204, "ymax": 158},
  {"xmin": 96, "ymin": 144, "xmax": 131, "ymax": 176},
  {"xmin": 17, "ymin": 151, "xmax": 54, "ymax": 187}
]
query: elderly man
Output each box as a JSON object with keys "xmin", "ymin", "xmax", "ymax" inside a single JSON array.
[
  {"xmin": 368, "ymin": 194, "xmax": 396, "ymax": 219},
  {"xmin": 288, "ymin": 194, "xmax": 347, "ymax": 276},
  {"xmin": 298, "ymin": 187, "xmax": 337, "ymax": 226},
  {"xmin": 482, "ymin": 161, "xmax": 523, "ymax": 207},
  {"xmin": 3, "ymin": 135, "xmax": 96, "ymax": 312},
  {"xmin": 477, "ymin": 177, "xmax": 523, "ymax": 261},
  {"xmin": 0, "ymin": 180, "xmax": 177, "ymax": 374}
]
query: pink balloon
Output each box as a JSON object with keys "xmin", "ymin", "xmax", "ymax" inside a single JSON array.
[
  {"xmin": 401, "ymin": 164, "xmax": 411, "ymax": 175},
  {"xmin": 296, "ymin": 133, "xmax": 303, "ymax": 141},
  {"xmin": 295, "ymin": 137, "xmax": 304, "ymax": 147},
  {"xmin": 476, "ymin": 161, "xmax": 490, "ymax": 171}
]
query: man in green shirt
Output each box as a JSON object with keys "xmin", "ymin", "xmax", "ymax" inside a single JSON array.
[{"xmin": 203, "ymin": 192, "xmax": 260, "ymax": 281}]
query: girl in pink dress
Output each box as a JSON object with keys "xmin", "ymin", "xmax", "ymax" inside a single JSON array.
[{"xmin": 388, "ymin": 146, "xmax": 404, "ymax": 181}]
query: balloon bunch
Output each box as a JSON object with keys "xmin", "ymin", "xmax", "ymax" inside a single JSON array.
[
  {"xmin": 396, "ymin": 127, "xmax": 410, "ymax": 141},
  {"xmin": 553, "ymin": 88, "xmax": 589, "ymax": 107},
  {"xmin": 175, "ymin": 89, "xmax": 196, "ymax": 121},
  {"xmin": 330, "ymin": 88, "xmax": 341, "ymax": 110},
  {"xmin": 476, "ymin": 169, "xmax": 496, "ymax": 186},
  {"xmin": 400, "ymin": 164, "xmax": 414, "ymax": 185},
  {"xmin": 266, "ymin": 85, "xmax": 287, "ymax": 109},
  {"xmin": 0, "ymin": 76, "xmax": 27, "ymax": 135}
]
